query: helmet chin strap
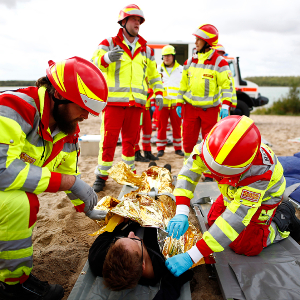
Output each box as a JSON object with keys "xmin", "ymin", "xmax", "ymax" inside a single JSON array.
[{"xmin": 122, "ymin": 18, "xmax": 135, "ymax": 38}]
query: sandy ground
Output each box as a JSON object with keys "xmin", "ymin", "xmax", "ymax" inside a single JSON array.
[{"xmin": 32, "ymin": 115, "xmax": 300, "ymax": 300}]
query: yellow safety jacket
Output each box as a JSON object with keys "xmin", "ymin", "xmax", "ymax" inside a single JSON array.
[
  {"xmin": 0, "ymin": 87, "xmax": 85, "ymax": 212},
  {"xmin": 92, "ymin": 29, "xmax": 164, "ymax": 107},
  {"xmin": 177, "ymin": 49, "xmax": 233, "ymax": 108},
  {"xmin": 158, "ymin": 61, "xmax": 183, "ymax": 107},
  {"xmin": 174, "ymin": 142, "xmax": 286, "ymax": 255}
]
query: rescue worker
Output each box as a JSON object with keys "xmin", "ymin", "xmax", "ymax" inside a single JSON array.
[
  {"xmin": 156, "ymin": 45, "xmax": 184, "ymax": 158},
  {"xmin": 176, "ymin": 24, "xmax": 233, "ymax": 161},
  {"xmin": 0, "ymin": 57, "xmax": 108, "ymax": 299},
  {"xmin": 214, "ymin": 43, "xmax": 237, "ymax": 112},
  {"xmin": 165, "ymin": 115, "xmax": 300, "ymax": 277},
  {"xmin": 135, "ymin": 88, "xmax": 159, "ymax": 162},
  {"xmin": 91, "ymin": 4, "xmax": 164, "ymax": 192}
]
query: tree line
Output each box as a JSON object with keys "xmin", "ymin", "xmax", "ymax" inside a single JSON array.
[
  {"xmin": 244, "ymin": 76, "xmax": 300, "ymax": 87},
  {"xmin": 0, "ymin": 80, "xmax": 36, "ymax": 87}
]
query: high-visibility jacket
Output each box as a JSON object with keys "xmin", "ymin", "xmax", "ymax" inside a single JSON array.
[
  {"xmin": 177, "ymin": 49, "xmax": 233, "ymax": 108},
  {"xmin": 174, "ymin": 142, "xmax": 286, "ymax": 256},
  {"xmin": 0, "ymin": 87, "xmax": 86, "ymax": 212},
  {"xmin": 92, "ymin": 29, "xmax": 163, "ymax": 107},
  {"xmin": 158, "ymin": 61, "xmax": 183, "ymax": 107}
]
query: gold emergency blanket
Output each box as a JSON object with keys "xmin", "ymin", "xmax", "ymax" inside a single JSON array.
[{"xmin": 90, "ymin": 161, "xmax": 206, "ymax": 267}]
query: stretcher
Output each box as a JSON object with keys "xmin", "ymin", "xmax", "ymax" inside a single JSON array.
[
  {"xmin": 191, "ymin": 182, "xmax": 300, "ymax": 300},
  {"xmin": 67, "ymin": 185, "xmax": 192, "ymax": 300}
]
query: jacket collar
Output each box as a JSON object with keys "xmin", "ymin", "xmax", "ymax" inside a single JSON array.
[{"xmin": 116, "ymin": 28, "xmax": 147, "ymax": 47}]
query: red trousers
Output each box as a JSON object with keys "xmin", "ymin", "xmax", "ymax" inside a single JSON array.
[
  {"xmin": 182, "ymin": 103, "xmax": 219, "ymax": 154},
  {"xmin": 207, "ymin": 194, "xmax": 280, "ymax": 256},
  {"xmin": 156, "ymin": 106, "xmax": 182, "ymax": 151},
  {"xmin": 135, "ymin": 109, "xmax": 152, "ymax": 152},
  {"xmin": 97, "ymin": 106, "xmax": 142, "ymax": 178}
]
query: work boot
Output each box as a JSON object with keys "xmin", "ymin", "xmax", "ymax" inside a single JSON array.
[
  {"xmin": 157, "ymin": 150, "xmax": 164, "ymax": 158},
  {"xmin": 148, "ymin": 161, "xmax": 157, "ymax": 168},
  {"xmin": 135, "ymin": 150, "xmax": 150, "ymax": 162},
  {"xmin": 92, "ymin": 176, "xmax": 106, "ymax": 192},
  {"xmin": 175, "ymin": 150, "xmax": 184, "ymax": 156},
  {"xmin": 163, "ymin": 164, "xmax": 171, "ymax": 173},
  {"xmin": 273, "ymin": 200, "xmax": 300, "ymax": 242},
  {"xmin": 0, "ymin": 274, "xmax": 64, "ymax": 300},
  {"xmin": 144, "ymin": 151, "xmax": 159, "ymax": 161}
]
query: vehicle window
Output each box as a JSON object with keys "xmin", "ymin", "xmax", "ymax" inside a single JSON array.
[{"xmin": 228, "ymin": 62, "xmax": 236, "ymax": 77}]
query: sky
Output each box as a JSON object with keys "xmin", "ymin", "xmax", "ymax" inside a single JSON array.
[{"xmin": 0, "ymin": 0, "xmax": 299, "ymax": 80}]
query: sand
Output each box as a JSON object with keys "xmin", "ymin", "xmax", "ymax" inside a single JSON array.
[{"xmin": 32, "ymin": 115, "xmax": 300, "ymax": 300}]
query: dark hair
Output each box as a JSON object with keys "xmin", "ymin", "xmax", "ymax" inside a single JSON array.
[
  {"xmin": 35, "ymin": 76, "xmax": 56, "ymax": 98},
  {"xmin": 103, "ymin": 243, "xmax": 143, "ymax": 291}
]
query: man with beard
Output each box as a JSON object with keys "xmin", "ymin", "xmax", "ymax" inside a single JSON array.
[
  {"xmin": 0, "ymin": 56, "xmax": 108, "ymax": 300},
  {"xmin": 91, "ymin": 4, "xmax": 164, "ymax": 192}
]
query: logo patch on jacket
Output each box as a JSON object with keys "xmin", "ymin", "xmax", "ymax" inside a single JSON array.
[
  {"xmin": 240, "ymin": 189, "xmax": 261, "ymax": 203},
  {"xmin": 202, "ymin": 74, "xmax": 214, "ymax": 79},
  {"xmin": 20, "ymin": 152, "xmax": 36, "ymax": 164}
]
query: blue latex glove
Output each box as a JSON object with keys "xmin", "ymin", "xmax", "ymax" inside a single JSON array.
[
  {"xmin": 176, "ymin": 106, "xmax": 182, "ymax": 118},
  {"xmin": 219, "ymin": 108, "xmax": 229, "ymax": 119},
  {"xmin": 167, "ymin": 214, "xmax": 189, "ymax": 239},
  {"xmin": 150, "ymin": 106, "xmax": 155, "ymax": 112},
  {"xmin": 165, "ymin": 252, "xmax": 194, "ymax": 277}
]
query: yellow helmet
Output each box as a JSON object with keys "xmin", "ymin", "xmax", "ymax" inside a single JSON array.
[{"xmin": 162, "ymin": 45, "xmax": 176, "ymax": 56}]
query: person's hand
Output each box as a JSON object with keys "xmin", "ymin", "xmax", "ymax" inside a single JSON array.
[
  {"xmin": 156, "ymin": 95, "xmax": 164, "ymax": 111},
  {"xmin": 167, "ymin": 214, "xmax": 189, "ymax": 239},
  {"xmin": 219, "ymin": 104, "xmax": 229, "ymax": 119},
  {"xmin": 86, "ymin": 209, "xmax": 107, "ymax": 220},
  {"xmin": 165, "ymin": 253, "xmax": 193, "ymax": 277},
  {"xmin": 176, "ymin": 106, "xmax": 182, "ymax": 118},
  {"xmin": 108, "ymin": 47, "xmax": 124, "ymax": 62},
  {"xmin": 70, "ymin": 177, "xmax": 98, "ymax": 213},
  {"xmin": 150, "ymin": 106, "xmax": 155, "ymax": 112}
]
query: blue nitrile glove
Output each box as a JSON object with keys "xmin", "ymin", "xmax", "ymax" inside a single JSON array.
[
  {"xmin": 167, "ymin": 214, "xmax": 189, "ymax": 239},
  {"xmin": 86, "ymin": 209, "xmax": 107, "ymax": 220},
  {"xmin": 219, "ymin": 104, "xmax": 229, "ymax": 119},
  {"xmin": 176, "ymin": 106, "xmax": 182, "ymax": 118},
  {"xmin": 150, "ymin": 106, "xmax": 155, "ymax": 112},
  {"xmin": 165, "ymin": 252, "xmax": 194, "ymax": 277}
]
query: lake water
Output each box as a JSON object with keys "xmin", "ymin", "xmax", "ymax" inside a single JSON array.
[{"xmin": 0, "ymin": 86, "xmax": 291, "ymax": 108}]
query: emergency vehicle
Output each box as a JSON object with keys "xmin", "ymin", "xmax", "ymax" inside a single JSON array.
[{"xmin": 149, "ymin": 42, "xmax": 269, "ymax": 117}]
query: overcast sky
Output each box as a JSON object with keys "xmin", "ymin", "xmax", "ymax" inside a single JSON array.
[{"xmin": 0, "ymin": 0, "xmax": 299, "ymax": 80}]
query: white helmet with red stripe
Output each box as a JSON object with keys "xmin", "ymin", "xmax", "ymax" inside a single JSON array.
[
  {"xmin": 214, "ymin": 43, "xmax": 226, "ymax": 55},
  {"xmin": 201, "ymin": 115, "xmax": 261, "ymax": 177},
  {"xmin": 118, "ymin": 4, "xmax": 145, "ymax": 24}
]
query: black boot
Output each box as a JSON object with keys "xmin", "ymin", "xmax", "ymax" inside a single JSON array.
[
  {"xmin": 0, "ymin": 274, "xmax": 64, "ymax": 300},
  {"xmin": 175, "ymin": 150, "xmax": 184, "ymax": 156},
  {"xmin": 92, "ymin": 176, "xmax": 106, "ymax": 192},
  {"xmin": 148, "ymin": 161, "xmax": 157, "ymax": 168},
  {"xmin": 157, "ymin": 150, "xmax": 164, "ymax": 158},
  {"xmin": 135, "ymin": 150, "xmax": 150, "ymax": 162},
  {"xmin": 144, "ymin": 151, "xmax": 159, "ymax": 161},
  {"xmin": 163, "ymin": 164, "xmax": 171, "ymax": 173},
  {"xmin": 273, "ymin": 200, "xmax": 300, "ymax": 242}
]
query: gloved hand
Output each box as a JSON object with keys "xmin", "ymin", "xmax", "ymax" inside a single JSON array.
[
  {"xmin": 150, "ymin": 106, "xmax": 155, "ymax": 112},
  {"xmin": 167, "ymin": 214, "xmax": 189, "ymax": 239},
  {"xmin": 219, "ymin": 104, "xmax": 229, "ymax": 119},
  {"xmin": 156, "ymin": 95, "xmax": 164, "ymax": 111},
  {"xmin": 165, "ymin": 252, "xmax": 194, "ymax": 277},
  {"xmin": 108, "ymin": 47, "xmax": 124, "ymax": 63},
  {"xmin": 176, "ymin": 106, "xmax": 182, "ymax": 118},
  {"xmin": 86, "ymin": 209, "xmax": 107, "ymax": 220},
  {"xmin": 70, "ymin": 177, "xmax": 98, "ymax": 213}
]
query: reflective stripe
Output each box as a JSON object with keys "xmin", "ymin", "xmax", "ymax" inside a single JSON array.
[
  {"xmin": 202, "ymin": 231, "xmax": 224, "ymax": 252},
  {"xmin": 109, "ymin": 87, "xmax": 131, "ymax": 93},
  {"xmin": 143, "ymin": 134, "xmax": 151, "ymax": 138},
  {"xmin": 222, "ymin": 208, "xmax": 246, "ymax": 233},
  {"xmin": 176, "ymin": 179, "xmax": 196, "ymax": 191},
  {"xmin": 0, "ymin": 256, "xmax": 33, "ymax": 272},
  {"xmin": 0, "ymin": 237, "xmax": 32, "ymax": 252},
  {"xmin": 209, "ymin": 220, "xmax": 235, "ymax": 247},
  {"xmin": 204, "ymin": 79, "xmax": 210, "ymax": 97},
  {"xmin": 1, "ymin": 91, "xmax": 37, "ymax": 108},
  {"xmin": 0, "ymin": 144, "xmax": 9, "ymax": 165},
  {"xmin": 100, "ymin": 165, "xmax": 111, "ymax": 171},
  {"xmin": 62, "ymin": 142, "xmax": 77, "ymax": 153},
  {"xmin": 22, "ymin": 164, "xmax": 43, "ymax": 193},
  {"xmin": 149, "ymin": 77, "xmax": 161, "ymax": 85},
  {"xmin": 0, "ymin": 160, "xmax": 26, "ymax": 191},
  {"xmin": 131, "ymin": 88, "xmax": 147, "ymax": 95},
  {"xmin": 107, "ymin": 97, "xmax": 130, "ymax": 102}
]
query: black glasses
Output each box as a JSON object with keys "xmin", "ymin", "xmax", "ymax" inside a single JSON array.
[{"xmin": 113, "ymin": 236, "xmax": 144, "ymax": 263}]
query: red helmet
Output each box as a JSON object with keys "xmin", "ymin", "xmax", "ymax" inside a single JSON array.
[
  {"xmin": 46, "ymin": 57, "xmax": 108, "ymax": 116},
  {"xmin": 201, "ymin": 115, "xmax": 261, "ymax": 177},
  {"xmin": 214, "ymin": 43, "xmax": 226, "ymax": 55},
  {"xmin": 118, "ymin": 4, "xmax": 145, "ymax": 25},
  {"xmin": 193, "ymin": 24, "xmax": 219, "ymax": 47}
]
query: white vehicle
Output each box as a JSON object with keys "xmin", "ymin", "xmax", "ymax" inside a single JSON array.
[{"xmin": 148, "ymin": 42, "xmax": 269, "ymax": 116}]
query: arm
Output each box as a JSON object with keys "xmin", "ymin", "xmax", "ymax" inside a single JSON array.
[
  {"xmin": 176, "ymin": 59, "xmax": 190, "ymax": 107},
  {"xmin": 216, "ymin": 59, "xmax": 233, "ymax": 107}
]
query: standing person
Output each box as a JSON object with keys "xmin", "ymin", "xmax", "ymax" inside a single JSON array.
[
  {"xmin": 165, "ymin": 115, "xmax": 300, "ymax": 277},
  {"xmin": 176, "ymin": 24, "xmax": 233, "ymax": 161},
  {"xmin": 135, "ymin": 88, "xmax": 159, "ymax": 162},
  {"xmin": 91, "ymin": 4, "xmax": 164, "ymax": 192},
  {"xmin": 0, "ymin": 57, "xmax": 108, "ymax": 299},
  {"xmin": 156, "ymin": 45, "xmax": 184, "ymax": 158}
]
